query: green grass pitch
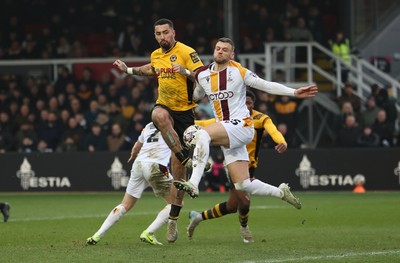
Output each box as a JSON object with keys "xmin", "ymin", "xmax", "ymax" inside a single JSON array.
[{"xmin": 0, "ymin": 191, "xmax": 399, "ymax": 263}]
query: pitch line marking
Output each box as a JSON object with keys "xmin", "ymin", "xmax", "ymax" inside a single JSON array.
[
  {"xmin": 9, "ymin": 205, "xmax": 282, "ymax": 222},
  {"xmin": 241, "ymin": 249, "xmax": 400, "ymax": 263}
]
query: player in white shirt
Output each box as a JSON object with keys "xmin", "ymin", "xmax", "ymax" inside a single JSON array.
[
  {"xmin": 86, "ymin": 122, "xmax": 173, "ymax": 246},
  {"xmin": 175, "ymin": 37, "xmax": 317, "ymax": 207}
]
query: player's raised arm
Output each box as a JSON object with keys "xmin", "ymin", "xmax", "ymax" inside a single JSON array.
[
  {"xmin": 113, "ymin": 59, "xmax": 154, "ymax": 76},
  {"xmin": 246, "ymin": 71, "xmax": 318, "ymax": 99}
]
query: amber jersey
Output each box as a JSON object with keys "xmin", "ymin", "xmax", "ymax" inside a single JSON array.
[
  {"xmin": 248, "ymin": 109, "xmax": 286, "ymax": 169},
  {"xmin": 151, "ymin": 42, "xmax": 203, "ymax": 111}
]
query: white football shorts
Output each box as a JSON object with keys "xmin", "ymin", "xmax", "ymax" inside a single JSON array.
[
  {"xmin": 126, "ymin": 161, "xmax": 172, "ymax": 198},
  {"xmin": 220, "ymin": 118, "xmax": 254, "ymax": 165}
]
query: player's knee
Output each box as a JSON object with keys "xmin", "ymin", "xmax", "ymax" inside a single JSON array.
[
  {"xmin": 226, "ymin": 201, "xmax": 239, "ymax": 213},
  {"xmin": 117, "ymin": 204, "xmax": 128, "ymax": 214},
  {"xmin": 234, "ymin": 179, "xmax": 252, "ymax": 192},
  {"xmin": 152, "ymin": 108, "xmax": 170, "ymax": 127},
  {"xmin": 238, "ymin": 196, "xmax": 250, "ymax": 210}
]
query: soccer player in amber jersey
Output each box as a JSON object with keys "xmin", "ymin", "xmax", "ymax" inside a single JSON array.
[
  {"xmin": 175, "ymin": 38, "xmax": 317, "ymax": 214},
  {"xmin": 188, "ymin": 90, "xmax": 288, "ymax": 243},
  {"xmin": 113, "ymin": 18, "xmax": 203, "ymax": 243}
]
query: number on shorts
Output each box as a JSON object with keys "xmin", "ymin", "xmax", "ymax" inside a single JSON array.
[{"xmin": 230, "ymin": 119, "xmax": 240, "ymax": 125}]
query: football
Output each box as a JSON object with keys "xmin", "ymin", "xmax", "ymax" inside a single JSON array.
[{"xmin": 183, "ymin": 124, "xmax": 202, "ymax": 149}]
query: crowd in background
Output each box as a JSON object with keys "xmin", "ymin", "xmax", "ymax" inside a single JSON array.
[
  {"xmin": 0, "ymin": 0, "xmax": 338, "ymax": 59},
  {"xmin": 0, "ymin": 0, "xmax": 399, "ymax": 153}
]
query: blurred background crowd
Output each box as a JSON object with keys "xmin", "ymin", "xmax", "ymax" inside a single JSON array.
[{"xmin": 0, "ymin": 0, "xmax": 399, "ymax": 154}]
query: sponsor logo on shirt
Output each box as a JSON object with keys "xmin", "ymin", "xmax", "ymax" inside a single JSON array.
[{"xmin": 208, "ymin": 91, "xmax": 234, "ymax": 101}]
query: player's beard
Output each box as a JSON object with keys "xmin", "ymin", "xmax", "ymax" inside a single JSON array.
[
  {"xmin": 214, "ymin": 56, "xmax": 229, "ymax": 65},
  {"xmin": 160, "ymin": 40, "xmax": 172, "ymax": 51}
]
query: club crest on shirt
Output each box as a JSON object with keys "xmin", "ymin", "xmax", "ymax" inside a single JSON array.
[
  {"xmin": 170, "ymin": 55, "xmax": 177, "ymax": 62},
  {"xmin": 190, "ymin": 52, "xmax": 200, "ymax": 63}
]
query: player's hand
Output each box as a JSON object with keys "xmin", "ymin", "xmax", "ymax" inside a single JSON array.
[
  {"xmin": 275, "ymin": 143, "xmax": 287, "ymax": 154},
  {"xmin": 127, "ymin": 154, "xmax": 135, "ymax": 163},
  {"xmin": 113, "ymin": 59, "xmax": 128, "ymax": 73},
  {"xmin": 294, "ymin": 85, "xmax": 318, "ymax": 98},
  {"xmin": 172, "ymin": 63, "xmax": 189, "ymax": 76}
]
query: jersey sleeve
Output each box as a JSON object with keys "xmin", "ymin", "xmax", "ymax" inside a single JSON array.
[
  {"xmin": 184, "ymin": 46, "xmax": 203, "ymax": 71},
  {"xmin": 244, "ymin": 70, "xmax": 296, "ymax": 96},
  {"xmin": 264, "ymin": 117, "xmax": 287, "ymax": 145},
  {"xmin": 138, "ymin": 128, "xmax": 146, "ymax": 144}
]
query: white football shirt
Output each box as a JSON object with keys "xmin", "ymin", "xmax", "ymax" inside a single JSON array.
[
  {"xmin": 195, "ymin": 60, "xmax": 296, "ymax": 121},
  {"xmin": 136, "ymin": 122, "xmax": 171, "ymax": 167}
]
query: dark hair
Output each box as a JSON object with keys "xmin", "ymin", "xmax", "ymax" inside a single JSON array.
[
  {"xmin": 217, "ymin": 37, "xmax": 235, "ymax": 51},
  {"xmin": 246, "ymin": 89, "xmax": 256, "ymax": 102},
  {"xmin": 154, "ymin": 18, "xmax": 174, "ymax": 30}
]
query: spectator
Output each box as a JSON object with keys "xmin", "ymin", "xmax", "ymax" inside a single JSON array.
[
  {"xmin": 306, "ymin": 5, "xmax": 324, "ymax": 44},
  {"xmin": 36, "ymin": 111, "xmax": 63, "ymax": 150},
  {"xmin": 119, "ymin": 95, "xmax": 135, "ymax": 120},
  {"xmin": 0, "ymin": 89, "xmax": 11, "ymax": 110},
  {"xmin": 107, "ymin": 123, "xmax": 132, "ymax": 152},
  {"xmin": 337, "ymin": 115, "xmax": 361, "ymax": 147},
  {"xmin": 335, "ymin": 101, "xmax": 360, "ymax": 130},
  {"xmin": 0, "ymin": 111, "xmax": 14, "ymax": 152},
  {"xmin": 15, "ymin": 122, "xmax": 38, "ymax": 152},
  {"xmin": 14, "ymin": 104, "xmax": 31, "ymax": 129},
  {"xmin": 329, "ymin": 31, "xmax": 351, "ymax": 83},
  {"xmin": 95, "ymin": 110, "xmax": 112, "ymax": 134},
  {"xmin": 337, "ymin": 83, "xmax": 361, "ymax": 113},
  {"xmin": 274, "ymin": 95, "xmax": 297, "ymax": 130},
  {"xmin": 37, "ymin": 140, "xmax": 53, "ymax": 153},
  {"xmin": 360, "ymin": 96, "xmax": 381, "ymax": 127},
  {"xmin": 372, "ymin": 109, "xmax": 394, "ymax": 147},
  {"xmin": 83, "ymin": 100, "xmax": 100, "ymax": 127},
  {"xmin": 68, "ymin": 98, "xmax": 82, "ymax": 115},
  {"xmin": 54, "ymin": 66, "xmax": 75, "ymax": 94},
  {"xmin": 61, "ymin": 116, "xmax": 85, "ymax": 149},
  {"xmin": 108, "ymin": 102, "xmax": 127, "ymax": 130},
  {"xmin": 59, "ymin": 109, "xmax": 71, "ymax": 128},
  {"xmin": 356, "ymin": 126, "xmax": 380, "ymax": 148},
  {"xmin": 289, "ymin": 17, "xmax": 313, "ymax": 41},
  {"xmin": 82, "ymin": 123, "xmax": 107, "ymax": 152},
  {"xmin": 48, "ymin": 97, "xmax": 60, "ymax": 117},
  {"xmin": 97, "ymin": 94, "xmax": 110, "ymax": 113},
  {"xmin": 56, "ymin": 136, "xmax": 79, "ymax": 152},
  {"xmin": 0, "ymin": 111, "xmax": 14, "ymax": 135}
]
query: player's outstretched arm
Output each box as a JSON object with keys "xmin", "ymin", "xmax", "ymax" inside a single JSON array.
[
  {"xmin": 113, "ymin": 59, "xmax": 154, "ymax": 76},
  {"xmin": 127, "ymin": 141, "xmax": 143, "ymax": 163},
  {"xmin": 294, "ymin": 85, "xmax": 318, "ymax": 98}
]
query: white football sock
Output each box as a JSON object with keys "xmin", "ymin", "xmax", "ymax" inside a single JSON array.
[
  {"xmin": 189, "ymin": 130, "xmax": 211, "ymax": 186},
  {"xmin": 234, "ymin": 179, "xmax": 283, "ymax": 198},
  {"xmin": 96, "ymin": 204, "xmax": 127, "ymax": 237},
  {"xmin": 146, "ymin": 204, "xmax": 171, "ymax": 234}
]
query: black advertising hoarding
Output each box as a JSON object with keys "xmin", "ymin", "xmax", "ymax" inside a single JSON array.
[
  {"xmin": 255, "ymin": 148, "xmax": 400, "ymax": 191},
  {"xmin": 0, "ymin": 149, "xmax": 399, "ymax": 192},
  {"xmin": 0, "ymin": 152, "xmax": 131, "ymax": 192}
]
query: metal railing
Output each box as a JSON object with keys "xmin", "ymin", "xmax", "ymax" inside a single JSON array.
[{"xmin": 265, "ymin": 41, "xmax": 400, "ymax": 104}]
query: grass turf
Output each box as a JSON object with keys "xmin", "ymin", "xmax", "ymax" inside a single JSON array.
[{"xmin": 0, "ymin": 191, "xmax": 399, "ymax": 263}]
